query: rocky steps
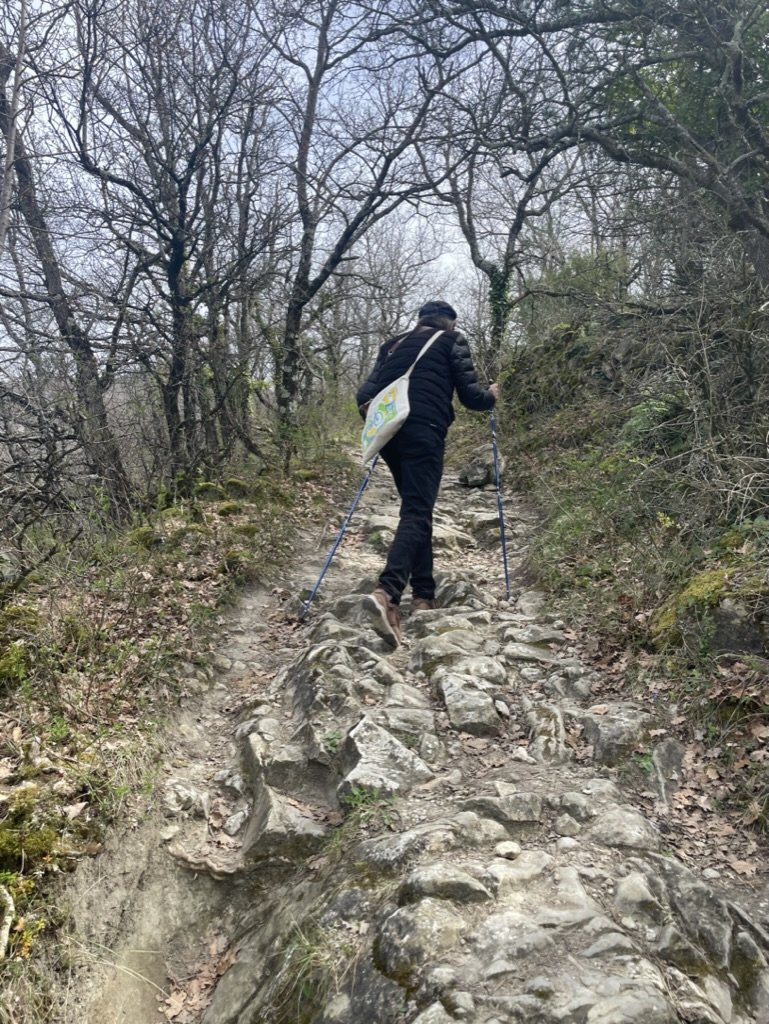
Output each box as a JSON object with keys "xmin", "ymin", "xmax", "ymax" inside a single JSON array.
[{"xmin": 65, "ymin": 459, "xmax": 769, "ymax": 1024}]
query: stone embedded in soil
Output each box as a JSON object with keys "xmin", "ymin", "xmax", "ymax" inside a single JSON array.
[
  {"xmin": 463, "ymin": 788, "xmax": 543, "ymax": 829},
  {"xmin": 485, "ymin": 849, "xmax": 553, "ymax": 895},
  {"xmin": 162, "ymin": 779, "xmax": 209, "ymax": 819},
  {"xmin": 398, "ymin": 863, "xmax": 493, "ymax": 905},
  {"xmin": 577, "ymin": 704, "xmax": 652, "ymax": 766},
  {"xmin": 376, "ymin": 706, "xmax": 436, "ymax": 740},
  {"xmin": 409, "ymin": 630, "xmax": 494, "ymax": 675},
  {"xmin": 581, "ymin": 931, "xmax": 638, "ymax": 958},
  {"xmin": 614, "ymin": 871, "xmax": 664, "ymax": 921},
  {"xmin": 338, "ymin": 716, "xmax": 434, "ymax": 800},
  {"xmin": 437, "ymin": 674, "xmax": 503, "ymax": 735},
  {"xmin": 375, "ymin": 898, "xmax": 464, "ymax": 983},
  {"xmin": 502, "ymin": 623, "xmax": 566, "ymax": 645},
  {"xmin": 651, "ymin": 736, "xmax": 686, "ymax": 806},
  {"xmin": 516, "ymin": 589, "xmax": 547, "ymax": 615},
  {"xmin": 435, "ymin": 577, "xmax": 488, "ymax": 608},
  {"xmin": 503, "ymin": 640, "xmax": 572, "ymax": 666},
  {"xmin": 241, "ymin": 779, "xmax": 326, "ymax": 858},
  {"xmin": 585, "ymin": 989, "xmax": 678, "ymax": 1024},
  {"xmin": 525, "ymin": 702, "xmax": 569, "ymax": 763},
  {"xmin": 589, "ymin": 805, "xmax": 660, "ymax": 852},
  {"xmin": 472, "ymin": 909, "xmax": 554, "ymax": 959},
  {"xmin": 410, "ymin": 1003, "xmax": 456, "ymax": 1024}
]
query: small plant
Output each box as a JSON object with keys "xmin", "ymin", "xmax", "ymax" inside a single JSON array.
[
  {"xmin": 340, "ymin": 786, "xmax": 397, "ymax": 829},
  {"xmin": 270, "ymin": 923, "xmax": 357, "ymax": 1024},
  {"xmin": 321, "ymin": 729, "xmax": 343, "ymax": 755}
]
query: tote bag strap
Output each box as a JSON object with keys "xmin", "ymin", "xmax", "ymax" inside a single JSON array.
[{"xmin": 403, "ymin": 330, "xmax": 444, "ymax": 380}]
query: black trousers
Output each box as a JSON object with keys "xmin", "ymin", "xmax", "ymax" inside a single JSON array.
[{"xmin": 379, "ymin": 420, "xmax": 445, "ymax": 604}]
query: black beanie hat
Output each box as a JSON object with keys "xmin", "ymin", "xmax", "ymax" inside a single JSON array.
[{"xmin": 418, "ymin": 300, "xmax": 457, "ymax": 320}]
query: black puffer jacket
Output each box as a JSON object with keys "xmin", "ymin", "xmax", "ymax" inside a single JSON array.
[{"xmin": 356, "ymin": 326, "xmax": 495, "ymax": 437}]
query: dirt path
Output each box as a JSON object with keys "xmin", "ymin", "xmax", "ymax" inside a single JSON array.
[{"xmin": 60, "ymin": 462, "xmax": 769, "ymax": 1024}]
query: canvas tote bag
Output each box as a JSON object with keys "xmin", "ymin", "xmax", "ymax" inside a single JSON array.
[{"xmin": 360, "ymin": 330, "xmax": 444, "ymax": 463}]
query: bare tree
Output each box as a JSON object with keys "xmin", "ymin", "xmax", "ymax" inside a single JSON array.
[{"xmin": 0, "ymin": 35, "xmax": 133, "ymax": 515}]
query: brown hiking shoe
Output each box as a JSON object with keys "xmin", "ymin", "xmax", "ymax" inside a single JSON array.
[
  {"xmin": 363, "ymin": 587, "xmax": 401, "ymax": 648},
  {"xmin": 412, "ymin": 597, "xmax": 436, "ymax": 612}
]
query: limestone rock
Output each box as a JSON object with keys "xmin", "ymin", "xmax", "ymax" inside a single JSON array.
[
  {"xmin": 517, "ymin": 590, "xmax": 547, "ymax": 616},
  {"xmin": 485, "ymin": 850, "xmax": 554, "ymax": 895},
  {"xmin": 339, "ymin": 716, "xmax": 434, "ymax": 799},
  {"xmin": 472, "ymin": 910, "xmax": 554, "ymax": 959},
  {"xmin": 555, "ymin": 813, "xmax": 582, "ymax": 837},
  {"xmin": 357, "ymin": 821, "xmax": 460, "ymax": 872},
  {"xmin": 646, "ymin": 855, "xmax": 733, "ymax": 969},
  {"xmin": 377, "ymin": 706, "xmax": 435, "ymax": 741},
  {"xmin": 435, "ymin": 577, "xmax": 488, "ymax": 609},
  {"xmin": 437, "ymin": 675, "xmax": 503, "ymax": 735},
  {"xmin": 579, "ymin": 704, "xmax": 652, "ymax": 767},
  {"xmin": 411, "ymin": 1004, "xmax": 455, "ymax": 1024},
  {"xmin": 504, "ymin": 641, "xmax": 571, "ymax": 666},
  {"xmin": 458, "ymin": 451, "xmax": 502, "ymax": 488},
  {"xmin": 386, "ymin": 682, "xmax": 431, "ymax": 708},
  {"xmin": 651, "ymin": 737, "xmax": 686, "ymax": 806},
  {"xmin": 585, "ymin": 989, "xmax": 677, "ymax": 1023},
  {"xmin": 375, "ymin": 898, "xmax": 464, "ymax": 983},
  {"xmin": 398, "ymin": 864, "xmax": 493, "ymax": 905},
  {"xmin": 502, "ymin": 623, "xmax": 566, "ymax": 645},
  {"xmin": 654, "ymin": 923, "xmax": 709, "ymax": 974},
  {"xmin": 558, "ymin": 791, "xmax": 596, "ymax": 822},
  {"xmin": 466, "ymin": 510, "xmax": 504, "ymax": 544},
  {"xmin": 409, "ymin": 630, "xmax": 490, "ymax": 675},
  {"xmin": 526, "ymin": 702, "xmax": 569, "ymax": 762},
  {"xmin": 462, "ymin": 790, "xmax": 543, "ymax": 830},
  {"xmin": 241, "ymin": 781, "xmax": 326, "ymax": 858},
  {"xmin": 582, "ymin": 932, "xmax": 637, "ymax": 958},
  {"xmin": 450, "ymin": 811, "xmax": 510, "ymax": 845},
  {"xmin": 163, "ymin": 779, "xmax": 209, "ymax": 819},
  {"xmin": 589, "ymin": 806, "xmax": 660, "ymax": 852},
  {"xmin": 441, "ymin": 653, "xmax": 506, "ymax": 683},
  {"xmin": 614, "ymin": 871, "xmax": 663, "ymax": 921}
]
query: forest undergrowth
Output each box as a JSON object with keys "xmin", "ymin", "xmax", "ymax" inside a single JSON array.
[
  {"xmin": 500, "ymin": 293, "xmax": 769, "ymax": 872},
  {"xmin": 0, "ymin": 434, "xmax": 357, "ymax": 1001}
]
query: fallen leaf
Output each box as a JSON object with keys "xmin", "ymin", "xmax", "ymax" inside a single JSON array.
[
  {"xmin": 728, "ymin": 858, "xmax": 758, "ymax": 877},
  {"xmin": 463, "ymin": 737, "xmax": 490, "ymax": 751},
  {"xmin": 165, "ymin": 990, "xmax": 187, "ymax": 1019},
  {"xmin": 587, "ymin": 705, "xmax": 609, "ymax": 715},
  {"xmin": 64, "ymin": 801, "xmax": 88, "ymax": 820}
]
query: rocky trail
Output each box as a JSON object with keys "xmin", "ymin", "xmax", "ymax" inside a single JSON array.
[{"xmin": 62, "ymin": 460, "xmax": 769, "ymax": 1024}]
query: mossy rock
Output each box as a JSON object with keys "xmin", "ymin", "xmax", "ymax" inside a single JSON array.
[
  {"xmin": 232, "ymin": 523, "xmax": 260, "ymax": 539},
  {"xmin": 0, "ymin": 787, "xmax": 58, "ymax": 871},
  {"xmin": 166, "ymin": 524, "xmax": 210, "ymax": 552},
  {"xmin": 0, "ymin": 604, "xmax": 39, "ymax": 687},
  {"xmin": 224, "ymin": 477, "xmax": 253, "ymax": 498},
  {"xmin": 653, "ymin": 566, "xmax": 768, "ymax": 655},
  {"xmin": 127, "ymin": 525, "xmax": 163, "ymax": 550},
  {"xmin": 196, "ymin": 481, "xmax": 227, "ymax": 501},
  {"xmin": 220, "ymin": 548, "xmax": 256, "ymax": 581},
  {"xmin": 217, "ymin": 501, "xmax": 244, "ymax": 517}
]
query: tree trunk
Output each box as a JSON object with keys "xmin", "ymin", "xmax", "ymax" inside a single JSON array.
[{"xmin": 0, "ymin": 46, "xmax": 132, "ymax": 517}]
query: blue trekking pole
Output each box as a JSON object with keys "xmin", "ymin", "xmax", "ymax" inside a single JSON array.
[
  {"xmin": 299, "ymin": 456, "xmax": 379, "ymax": 620},
  {"xmin": 489, "ymin": 409, "xmax": 511, "ymax": 600}
]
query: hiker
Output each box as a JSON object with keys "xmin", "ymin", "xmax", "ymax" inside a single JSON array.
[{"xmin": 356, "ymin": 300, "xmax": 499, "ymax": 647}]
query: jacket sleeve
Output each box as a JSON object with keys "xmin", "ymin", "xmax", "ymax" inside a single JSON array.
[{"xmin": 450, "ymin": 333, "xmax": 496, "ymax": 411}]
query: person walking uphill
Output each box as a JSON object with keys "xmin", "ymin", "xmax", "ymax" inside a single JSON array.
[{"xmin": 356, "ymin": 300, "xmax": 499, "ymax": 648}]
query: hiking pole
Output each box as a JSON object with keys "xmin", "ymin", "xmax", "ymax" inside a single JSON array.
[
  {"xmin": 489, "ymin": 408, "xmax": 511, "ymax": 600},
  {"xmin": 299, "ymin": 455, "xmax": 379, "ymax": 621}
]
